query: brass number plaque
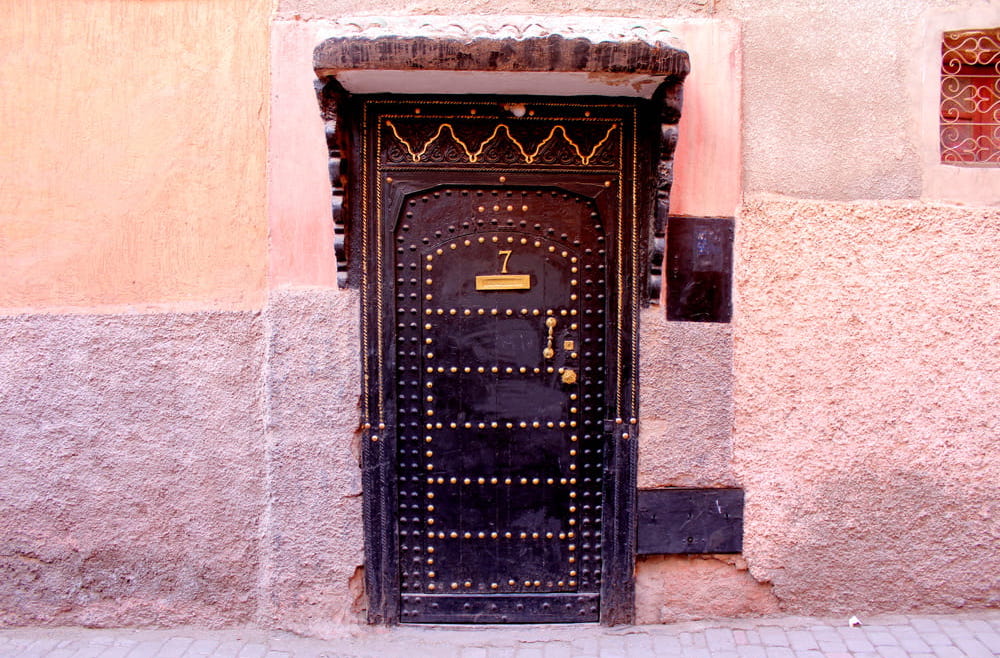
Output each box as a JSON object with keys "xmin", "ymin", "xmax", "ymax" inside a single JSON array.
[
  {"xmin": 476, "ymin": 274, "xmax": 532, "ymax": 290},
  {"xmin": 477, "ymin": 249, "xmax": 531, "ymax": 290}
]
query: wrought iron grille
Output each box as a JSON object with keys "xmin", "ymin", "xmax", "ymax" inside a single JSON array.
[{"xmin": 940, "ymin": 28, "xmax": 1000, "ymax": 165}]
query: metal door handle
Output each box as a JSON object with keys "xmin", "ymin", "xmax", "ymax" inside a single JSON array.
[{"xmin": 543, "ymin": 317, "xmax": 557, "ymax": 359}]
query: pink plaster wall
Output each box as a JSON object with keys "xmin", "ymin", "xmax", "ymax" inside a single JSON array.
[
  {"xmin": 668, "ymin": 19, "xmax": 742, "ymax": 219},
  {"xmin": 734, "ymin": 197, "xmax": 1000, "ymax": 614},
  {"xmin": 261, "ymin": 288, "xmax": 365, "ymax": 636},
  {"xmin": 0, "ymin": 1, "xmax": 271, "ymax": 314},
  {"xmin": 269, "ymin": 20, "xmax": 340, "ymax": 288},
  {"xmin": 0, "ymin": 312, "xmax": 265, "ymax": 626},
  {"xmin": 639, "ymin": 311, "xmax": 736, "ymax": 488}
]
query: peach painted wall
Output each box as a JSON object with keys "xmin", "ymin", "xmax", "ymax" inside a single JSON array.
[
  {"xmin": 668, "ymin": 19, "xmax": 741, "ymax": 219},
  {"xmin": 268, "ymin": 19, "xmax": 339, "ymax": 288},
  {"xmin": 0, "ymin": 0, "xmax": 272, "ymax": 314}
]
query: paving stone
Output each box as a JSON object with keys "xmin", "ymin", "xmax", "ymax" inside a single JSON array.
[
  {"xmin": 213, "ymin": 640, "xmax": 248, "ymax": 657},
  {"xmin": 3, "ymin": 612, "xmax": 1000, "ymax": 658},
  {"xmin": 838, "ymin": 630, "xmax": 874, "ymax": 652},
  {"xmin": 763, "ymin": 647, "xmax": 794, "ymax": 658},
  {"xmin": 650, "ymin": 634, "xmax": 683, "ymax": 653},
  {"xmin": 962, "ymin": 619, "xmax": 994, "ymax": 633},
  {"xmin": 866, "ymin": 631, "xmax": 900, "ymax": 646},
  {"xmin": 183, "ymin": 638, "xmax": 222, "ymax": 656},
  {"xmin": 43, "ymin": 650, "xmax": 77, "ymax": 658},
  {"xmin": 236, "ymin": 644, "xmax": 269, "ymax": 658},
  {"xmin": 931, "ymin": 646, "xmax": 965, "ymax": 658},
  {"xmin": 622, "ymin": 633, "xmax": 652, "ymax": 654},
  {"xmin": 910, "ymin": 619, "xmax": 942, "ymax": 633},
  {"xmin": 952, "ymin": 636, "xmax": 994, "ymax": 658},
  {"xmin": 921, "ymin": 632, "xmax": 954, "ymax": 647},
  {"xmin": 155, "ymin": 637, "xmax": 194, "ymax": 658},
  {"xmin": 816, "ymin": 639, "xmax": 848, "ymax": 653},
  {"xmin": 757, "ymin": 628, "xmax": 790, "ymax": 647},
  {"xmin": 785, "ymin": 630, "xmax": 817, "ymax": 651},
  {"xmin": 596, "ymin": 636, "xmax": 627, "ymax": 657},
  {"xmin": 512, "ymin": 647, "xmax": 543, "ymax": 658},
  {"xmin": 889, "ymin": 628, "xmax": 933, "ymax": 653},
  {"xmin": 735, "ymin": 647, "xmax": 767, "ymax": 658},
  {"xmin": 705, "ymin": 628, "xmax": 737, "ymax": 650},
  {"xmin": 125, "ymin": 640, "xmax": 166, "ymax": 658},
  {"xmin": 541, "ymin": 643, "xmax": 573, "ymax": 658},
  {"xmin": 460, "ymin": 647, "xmax": 488, "ymax": 658},
  {"xmin": 875, "ymin": 646, "xmax": 909, "ymax": 658},
  {"xmin": 977, "ymin": 632, "xmax": 1000, "ymax": 653}
]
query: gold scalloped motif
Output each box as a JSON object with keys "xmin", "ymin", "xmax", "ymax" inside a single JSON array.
[{"xmin": 385, "ymin": 120, "xmax": 618, "ymax": 165}]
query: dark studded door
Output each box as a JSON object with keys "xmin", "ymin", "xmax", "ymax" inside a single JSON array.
[
  {"xmin": 358, "ymin": 98, "xmax": 645, "ymax": 624},
  {"xmin": 396, "ymin": 187, "xmax": 606, "ymax": 622}
]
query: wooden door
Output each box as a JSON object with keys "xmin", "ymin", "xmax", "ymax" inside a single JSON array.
[{"xmin": 357, "ymin": 98, "xmax": 645, "ymax": 623}]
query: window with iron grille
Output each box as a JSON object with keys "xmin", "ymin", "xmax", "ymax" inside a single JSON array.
[{"xmin": 940, "ymin": 27, "xmax": 1000, "ymax": 165}]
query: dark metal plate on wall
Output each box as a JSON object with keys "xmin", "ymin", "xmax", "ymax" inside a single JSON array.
[
  {"xmin": 665, "ymin": 216, "xmax": 734, "ymax": 323},
  {"xmin": 636, "ymin": 488, "xmax": 743, "ymax": 555}
]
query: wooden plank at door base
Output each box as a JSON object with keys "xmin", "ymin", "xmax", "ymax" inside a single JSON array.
[{"xmin": 401, "ymin": 594, "xmax": 600, "ymax": 623}]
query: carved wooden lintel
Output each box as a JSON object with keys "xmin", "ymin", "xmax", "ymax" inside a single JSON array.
[
  {"xmin": 313, "ymin": 21, "xmax": 689, "ymax": 292},
  {"xmin": 314, "ymin": 78, "xmax": 351, "ymax": 288},
  {"xmin": 647, "ymin": 77, "xmax": 684, "ymax": 303}
]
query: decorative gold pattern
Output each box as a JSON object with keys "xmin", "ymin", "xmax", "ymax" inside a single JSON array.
[{"xmin": 385, "ymin": 120, "xmax": 619, "ymax": 165}]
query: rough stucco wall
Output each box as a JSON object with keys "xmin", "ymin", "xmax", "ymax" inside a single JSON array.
[
  {"xmin": 0, "ymin": 0, "xmax": 270, "ymax": 313},
  {"xmin": 734, "ymin": 197, "xmax": 1000, "ymax": 614},
  {"xmin": 723, "ymin": 0, "xmax": 956, "ymax": 200},
  {"xmin": 262, "ymin": 288, "xmax": 365, "ymax": 636},
  {"xmin": 639, "ymin": 311, "xmax": 736, "ymax": 488},
  {"xmin": 635, "ymin": 555, "xmax": 780, "ymax": 623},
  {"xmin": 0, "ymin": 312, "xmax": 265, "ymax": 626}
]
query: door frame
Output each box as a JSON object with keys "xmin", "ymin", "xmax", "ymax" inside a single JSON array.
[{"xmin": 313, "ymin": 28, "xmax": 688, "ymax": 625}]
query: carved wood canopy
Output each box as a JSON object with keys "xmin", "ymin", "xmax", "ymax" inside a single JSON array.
[{"xmin": 313, "ymin": 16, "xmax": 689, "ymax": 296}]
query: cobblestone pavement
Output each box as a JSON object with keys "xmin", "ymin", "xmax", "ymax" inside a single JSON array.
[{"xmin": 1, "ymin": 611, "xmax": 998, "ymax": 657}]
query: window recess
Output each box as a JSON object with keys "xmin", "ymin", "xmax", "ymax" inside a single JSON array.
[{"xmin": 940, "ymin": 27, "xmax": 1000, "ymax": 165}]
